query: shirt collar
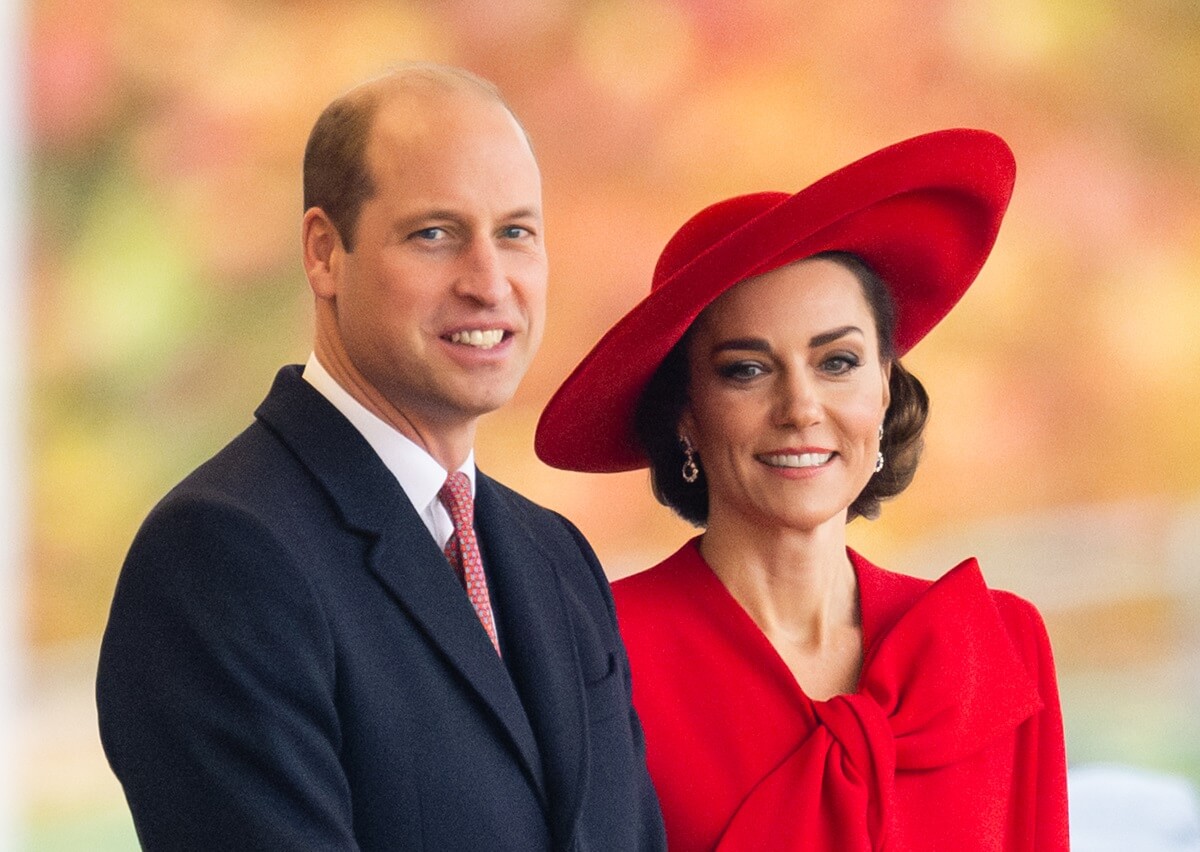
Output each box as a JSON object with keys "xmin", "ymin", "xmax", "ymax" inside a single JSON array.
[{"xmin": 302, "ymin": 354, "xmax": 474, "ymax": 541}]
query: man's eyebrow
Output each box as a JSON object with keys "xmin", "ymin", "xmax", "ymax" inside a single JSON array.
[
  {"xmin": 503, "ymin": 206, "xmax": 542, "ymax": 220},
  {"xmin": 392, "ymin": 210, "xmax": 464, "ymax": 231},
  {"xmin": 394, "ymin": 207, "xmax": 542, "ymax": 229}
]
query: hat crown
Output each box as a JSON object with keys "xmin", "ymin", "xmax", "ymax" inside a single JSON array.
[{"xmin": 652, "ymin": 192, "xmax": 788, "ymax": 292}]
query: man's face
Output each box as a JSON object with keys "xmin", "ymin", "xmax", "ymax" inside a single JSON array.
[{"xmin": 326, "ymin": 90, "xmax": 547, "ymax": 434}]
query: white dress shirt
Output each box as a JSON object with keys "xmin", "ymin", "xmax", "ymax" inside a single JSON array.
[{"xmin": 302, "ymin": 353, "xmax": 474, "ymax": 551}]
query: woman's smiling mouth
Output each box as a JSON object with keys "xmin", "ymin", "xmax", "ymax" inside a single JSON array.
[{"xmin": 757, "ymin": 451, "xmax": 835, "ymax": 469}]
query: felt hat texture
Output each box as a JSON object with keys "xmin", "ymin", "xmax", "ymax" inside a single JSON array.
[{"xmin": 535, "ymin": 128, "xmax": 1016, "ymax": 473}]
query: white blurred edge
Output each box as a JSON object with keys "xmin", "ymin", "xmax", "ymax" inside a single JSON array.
[{"xmin": 1, "ymin": 0, "xmax": 27, "ymax": 849}]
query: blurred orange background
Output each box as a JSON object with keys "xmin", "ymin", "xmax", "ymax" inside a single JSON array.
[{"xmin": 24, "ymin": 0, "xmax": 1200, "ymax": 846}]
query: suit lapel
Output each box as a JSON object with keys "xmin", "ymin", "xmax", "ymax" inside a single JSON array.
[
  {"xmin": 366, "ymin": 511, "xmax": 546, "ymax": 798},
  {"xmin": 253, "ymin": 367, "xmax": 545, "ymax": 802},
  {"xmin": 475, "ymin": 476, "xmax": 588, "ymax": 849}
]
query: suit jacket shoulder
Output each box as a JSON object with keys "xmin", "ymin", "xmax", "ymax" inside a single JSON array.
[
  {"xmin": 478, "ymin": 475, "xmax": 618, "ymax": 619},
  {"xmin": 98, "ymin": 365, "xmax": 665, "ymax": 851}
]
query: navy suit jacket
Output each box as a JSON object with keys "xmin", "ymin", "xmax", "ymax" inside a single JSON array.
[{"xmin": 97, "ymin": 366, "xmax": 665, "ymax": 850}]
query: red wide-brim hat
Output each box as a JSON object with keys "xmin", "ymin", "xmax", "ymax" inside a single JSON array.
[{"xmin": 535, "ymin": 128, "xmax": 1016, "ymax": 473}]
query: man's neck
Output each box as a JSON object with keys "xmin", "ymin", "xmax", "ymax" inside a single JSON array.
[{"xmin": 310, "ymin": 344, "xmax": 476, "ymax": 472}]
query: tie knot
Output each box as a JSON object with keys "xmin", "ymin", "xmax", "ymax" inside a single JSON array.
[{"xmin": 438, "ymin": 471, "xmax": 474, "ymax": 530}]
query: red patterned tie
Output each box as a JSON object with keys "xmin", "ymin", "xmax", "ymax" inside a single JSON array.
[{"xmin": 438, "ymin": 472, "xmax": 501, "ymax": 655}]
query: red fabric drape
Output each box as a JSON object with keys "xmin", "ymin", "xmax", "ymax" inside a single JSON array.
[{"xmin": 614, "ymin": 539, "xmax": 1069, "ymax": 851}]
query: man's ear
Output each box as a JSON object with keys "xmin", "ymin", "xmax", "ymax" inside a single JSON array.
[{"xmin": 302, "ymin": 207, "xmax": 344, "ymax": 300}]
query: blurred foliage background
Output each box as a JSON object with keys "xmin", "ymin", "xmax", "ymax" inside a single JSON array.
[{"xmin": 22, "ymin": 0, "xmax": 1200, "ymax": 847}]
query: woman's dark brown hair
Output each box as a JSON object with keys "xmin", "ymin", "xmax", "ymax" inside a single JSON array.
[{"xmin": 633, "ymin": 251, "xmax": 929, "ymax": 526}]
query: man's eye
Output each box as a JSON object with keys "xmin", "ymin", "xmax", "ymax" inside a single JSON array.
[
  {"xmin": 501, "ymin": 226, "xmax": 531, "ymax": 239},
  {"xmin": 411, "ymin": 227, "xmax": 447, "ymax": 241}
]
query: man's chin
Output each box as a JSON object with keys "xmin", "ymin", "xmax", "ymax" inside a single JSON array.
[{"xmin": 431, "ymin": 379, "xmax": 527, "ymax": 423}]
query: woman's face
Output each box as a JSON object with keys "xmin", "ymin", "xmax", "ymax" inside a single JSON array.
[{"xmin": 680, "ymin": 257, "xmax": 891, "ymax": 534}]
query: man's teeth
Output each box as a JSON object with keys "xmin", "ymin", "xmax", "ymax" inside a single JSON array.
[
  {"xmin": 448, "ymin": 329, "xmax": 504, "ymax": 349},
  {"xmin": 761, "ymin": 452, "xmax": 833, "ymax": 468}
]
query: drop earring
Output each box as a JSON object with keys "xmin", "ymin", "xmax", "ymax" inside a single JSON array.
[
  {"xmin": 680, "ymin": 436, "xmax": 700, "ymax": 484},
  {"xmin": 875, "ymin": 424, "xmax": 885, "ymax": 473}
]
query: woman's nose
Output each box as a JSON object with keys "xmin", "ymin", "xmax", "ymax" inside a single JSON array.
[{"xmin": 773, "ymin": 371, "xmax": 822, "ymax": 428}]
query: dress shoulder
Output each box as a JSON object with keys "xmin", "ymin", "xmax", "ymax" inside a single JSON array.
[
  {"xmin": 988, "ymin": 585, "xmax": 1049, "ymax": 630},
  {"xmin": 612, "ymin": 539, "xmax": 703, "ymax": 615},
  {"xmin": 986, "ymin": 585, "xmax": 1057, "ymax": 683}
]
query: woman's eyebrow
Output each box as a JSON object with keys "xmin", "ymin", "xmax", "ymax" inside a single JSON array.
[
  {"xmin": 809, "ymin": 325, "xmax": 863, "ymax": 348},
  {"xmin": 710, "ymin": 337, "xmax": 771, "ymax": 355},
  {"xmin": 710, "ymin": 326, "xmax": 864, "ymax": 355}
]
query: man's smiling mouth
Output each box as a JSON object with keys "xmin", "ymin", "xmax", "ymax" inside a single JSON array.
[{"xmin": 446, "ymin": 329, "xmax": 506, "ymax": 349}]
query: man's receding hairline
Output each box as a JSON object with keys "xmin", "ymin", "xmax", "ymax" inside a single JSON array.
[
  {"xmin": 302, "ymin": 64, "xmax": 536, "ymax": 249},
  {"xmin": 334, "ymin": 63, "xmax": 518, "ymax": 130},
  {"xmin": 320, "ymin": 63, "xmax": 536, "ymax": 170}
]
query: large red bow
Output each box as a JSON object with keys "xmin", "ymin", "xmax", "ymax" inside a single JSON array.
[{"xmin": 715, "ymin": 560, "xmax": 1042, "ymax": 851}]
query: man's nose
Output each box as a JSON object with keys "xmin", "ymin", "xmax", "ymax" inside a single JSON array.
[{"xmin": 455, "ymin": 238, "xmax": 512, "ymax": 305}]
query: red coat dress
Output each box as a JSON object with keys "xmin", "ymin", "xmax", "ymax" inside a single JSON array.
[{"xmin": 613, "ymin": 539, "xmax": 1069, "ymax": 851}]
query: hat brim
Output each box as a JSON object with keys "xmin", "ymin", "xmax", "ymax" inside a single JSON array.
[{"xmin": 536, "ymin": 128, "xmax": 1015, "ymax": 473}]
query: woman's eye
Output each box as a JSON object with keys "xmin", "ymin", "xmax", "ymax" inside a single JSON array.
[
  {"xmin": 822, "ymin": 353, "xmax": 861, "ymax": 374},
  {"xmin": 718, "ymin": 362, "xmax": 766, "ymax": 381}
]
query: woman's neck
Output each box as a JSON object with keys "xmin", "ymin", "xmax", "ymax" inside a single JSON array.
[{"xmin": 698, "ymin": 513, "xmax": 862, "ymax": 698}]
